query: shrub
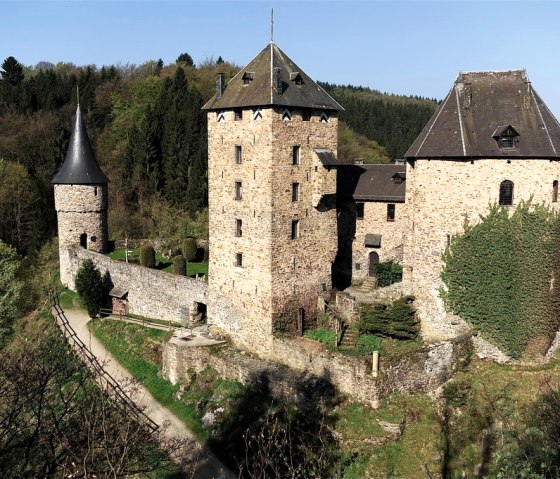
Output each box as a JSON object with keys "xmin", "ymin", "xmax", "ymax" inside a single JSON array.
[
  {"xmin": 370, "ymin": 260, "xmax": 403, "ymax": 287},
  {"xmin": 181, "ymin": 238, "xmax": 197, "ymax": 262},
  {"xmin": 75, "ymin": 259, "xmax": 103, "ymax": 319},
  {"xmin": 139, "ymin": 245, "xmax": 155, "ymax": 268},
  {"xmin": 359, "ymin": 295, "xmax": 418, "ymax": 340},
  {"xmin": 172, "ymin": 255, "xmax": 186, "ymax": 275}
]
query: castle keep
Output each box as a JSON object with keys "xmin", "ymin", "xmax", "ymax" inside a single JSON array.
[{"xmin": 202, "ymin": 43, "xmax": 343, "ymax": 349}]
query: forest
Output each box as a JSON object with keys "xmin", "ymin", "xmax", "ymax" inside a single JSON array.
[{"xmin": 0, "ymin": 54, "xmax": 437, "ymax": 256}]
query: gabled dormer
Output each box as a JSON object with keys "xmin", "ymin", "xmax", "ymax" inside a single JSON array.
[
  {"xmin": 392, "ymin": 172, "xmax": 406, "ymax": 184},
  {"xmin": 290, "ymin": 72, "xmax": 304, "ymax": 86},
  {"xmin": 242, "ymin": 71, "xmax": 254, "ymax": 85},
  {"xmin": 492, "ymin": 125, "xmax": 519, "ymax": 150}
]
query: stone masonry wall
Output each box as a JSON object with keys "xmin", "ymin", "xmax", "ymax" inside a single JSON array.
[
  {"xmin": 403, "ymin": 158, "xmax": 560, "ymax": 340},
  {"xmin": 207, "ymin": 106, "xmax": 338, "ymax": 353},
  {"xmin": 351, "ymin": 200, "xmax": 406, "ymax": 281},
  {"xmin": 163, "ymin": 333, "xmax": 472, "ymax": 408},
  {"xmin": 59, "ymin": 247, "xmax": 239, "ymax": 325},
  {"xmin": 55, "ymin": 184, "xmax": 108, "ymax": 286}
]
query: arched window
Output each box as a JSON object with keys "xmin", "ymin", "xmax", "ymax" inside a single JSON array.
[
  {"xmin": 553, "ymin": 180, "xmax": 558, "ymax": 203},
  {"xmin": 499, "ymin": 180, "xmax": 514, "ymax": 206}
]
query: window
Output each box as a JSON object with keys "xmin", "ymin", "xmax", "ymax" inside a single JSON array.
[
  {"xmin": 291, "ymin": 220, "xmax": 300, "ymax": 240},
  {"xmin": 356, "ymin": 202, "xmax": 364, "ymax": 219},
  {"xmin": 216, "ymin": 110, "xmax": 225, "ymax": 122},
  {"xmin": 93, "ymin": 187, "xmax": 98, "ymax": 197},
  {"xmin": 235, "ymin": 181, "xmax": 242, "ymax": 200},
  {"xmin": 302, "ymin": 109, "xmax": 311, "ymax": 121},
  {"xmin": 235, "ymin": 145, "xmax": 242, "ymax": 164},
  {"xmin": 500, "ymin": 136, "xmax": 514, "ymax": 149},
  {"xmin": 292, "ymin": 183, "xmax": 300, "ymax": 202},
  {"xmin": 235, "ymin": 253, "xmax": 243, "ymax": 267},
  {"xmin": 387, "ymin": 204, "xmax": 396, "ymax": 222},
  {"xmin": 499, "ymin": 180, "xmax": 514, "ymax": 205},
  {"xmin": 553, "ymin": 180, "xmax": 558, "ymax": 203},
  {"xmin": 320, "ymin": 111, "xmax": 329, "ymax": 123},
  {"xmin": 282, "ymin": 109, "xmax": 292, "ymax": 121},
  {"xmin": 235, "ymin": 219, "xmax": 242, "ymax": 237},
  {"xmin": 234, "ymin": 108, "xmax": 243, "ymax": 121},
  {"xmin": 292, "ymin": 146, "xmax": 301, "ymax": 165}
]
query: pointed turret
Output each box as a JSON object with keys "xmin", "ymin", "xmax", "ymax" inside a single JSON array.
[{"xmin": 52, "ymin": 105, "xmax": 109, "ymax": 184}]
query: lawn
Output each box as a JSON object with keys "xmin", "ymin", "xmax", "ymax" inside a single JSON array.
[{"xmin": 106, "ymin": 248, "xmax": 208, "ymax": 278}]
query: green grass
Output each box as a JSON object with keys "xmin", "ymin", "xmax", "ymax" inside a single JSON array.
[
  {"xmin": 106, "ymin": 248, "xmax": 208, "ymax": 278},
  {"xmin": 304, "ymin": 328, "xmax": 337, "ymax": 346},
  {"xmin": 89, "ymin": 319, "xmax": 208, "ymax": 439}
]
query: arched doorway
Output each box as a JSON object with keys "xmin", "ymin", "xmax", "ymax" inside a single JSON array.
[
  {"xmin": 80, "ymin": 233, "xmax": 87, "ymax": 248},
  {"xmin": 368, "ymin": 251, "xmax": 379, "ymax": 277}
]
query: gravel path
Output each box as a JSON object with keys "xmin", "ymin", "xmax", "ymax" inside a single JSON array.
[{"xmin": 55, "ymin": 307, "xmax": 234, "ymax": 479}]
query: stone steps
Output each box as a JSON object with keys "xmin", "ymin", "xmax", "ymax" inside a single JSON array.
[{"xmin": 340, "ymin": 328, "xmax": 358, "ymax": 348}]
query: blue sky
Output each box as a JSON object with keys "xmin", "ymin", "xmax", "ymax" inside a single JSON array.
[{"xmin": 3, "ymin": 1, "xmax": 560, "ymax": 116}]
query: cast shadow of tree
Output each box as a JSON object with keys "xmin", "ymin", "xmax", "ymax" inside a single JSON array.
[{"xmin": 209, "ymin": 368, "xmax": 340, "ymax": 478}]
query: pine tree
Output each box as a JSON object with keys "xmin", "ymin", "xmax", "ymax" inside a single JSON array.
[{"xmin": 1, "ymin": 56, "xmax": 25, "ymax": 85}]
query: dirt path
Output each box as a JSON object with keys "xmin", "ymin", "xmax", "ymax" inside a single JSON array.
[{"xmin": 56, "ymin": 307, "xmax": 234, "ymax": 479}]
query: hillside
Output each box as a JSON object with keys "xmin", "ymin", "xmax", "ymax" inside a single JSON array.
[{"xmin": 0, "ymin": 55, "xmax": 435, "ymax": 254}]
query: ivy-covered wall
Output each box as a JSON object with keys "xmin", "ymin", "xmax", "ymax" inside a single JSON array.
[{"xmin": 441, "ymin": 202, "xmax": 560, "ymax": 359}]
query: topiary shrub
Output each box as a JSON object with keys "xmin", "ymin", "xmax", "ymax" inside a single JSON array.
[
  {"xmin": 173, "ymin": 255, "xmax": 186, "ymax": 275},
  {"xmin": 139, "ymin": 245, "xmax": 156, "ymax": 268},
  {"xmin": 359, "ymin": 295, "xmax": 418, "ymax": 340},
  {"xmin": 182, "ymin": 238, "xmax": 197, "ymax": 262}
]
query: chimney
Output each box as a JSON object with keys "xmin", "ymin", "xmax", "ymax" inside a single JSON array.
[
  {"xmin": 273, "ymin": 67, "xmax": 282, "ymax": 95},
  {"xmin": 354, "ymin": 158, "xmax": 364, "ymax": 165},
  {"xmin": 216, "ymin": 73, "xmax": 226, "ymax": 99}
]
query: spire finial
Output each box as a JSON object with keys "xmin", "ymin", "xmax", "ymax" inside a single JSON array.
[
  {"xmin": 271, "ymin": 8, "xmax": 274, "ymax": 43},
  {"xmin": 77, "ymin": 85, "xmax": 80, "ymax": 106}
]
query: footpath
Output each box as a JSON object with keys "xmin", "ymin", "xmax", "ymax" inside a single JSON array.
[{"xmin": 54, "ymin": 307, "xmax": 233, "ymax": 479}]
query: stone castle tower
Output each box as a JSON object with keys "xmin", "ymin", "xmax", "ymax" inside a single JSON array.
[
  {"xmin": 52, "ymin": 105, "xmax": 109, "ymax": 287},
  {"xmin": 403, "ymin": 70, "xmax": 560, "ymax": 340},
  {"xmin": 203, "ymin": 42, "xmax": 343, "ymax": 350}
]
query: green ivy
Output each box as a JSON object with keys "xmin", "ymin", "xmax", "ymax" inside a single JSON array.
[
  {"xmin": 441, "ymin": 202, "xmax": 560, "ymax": 359},
  {"xmin": 370, "ymin": 261, "xmax": 403, "ymax": 287}
]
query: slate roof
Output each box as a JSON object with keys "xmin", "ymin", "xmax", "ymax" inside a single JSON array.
[
  {"xmin": 405, "ymin": 70, "xmax": 560, "ymax": 160},
  {"xmin": 314, "ymin": 149, "xmax": 338, "ymax": 166},
  {"xmin": 202, "ymin": 43, "xmax": 343, "ymax": 111},
  {"xmin": 52, "ymin": 105, "xmax": 109, "ymax": 185},
  {"xmin": 337, "ymin": 164, "xmax": 406, "ymax": 202}
]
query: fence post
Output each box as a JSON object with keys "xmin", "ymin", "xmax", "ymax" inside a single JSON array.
[{"xmin": 372, "ymin": 350, "xmax": 380, "ymax": 378}]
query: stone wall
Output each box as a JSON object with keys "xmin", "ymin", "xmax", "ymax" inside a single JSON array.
[
  {"xmin": 352, "ymin": 200, "xmax": 406, "ymax": 280},
  {"xmin": 207, "ymin": 106, "xmax": 338, "ymax": 353},
  {"xmin": 55, "ymin": 184, "xmax": 108, "ymax": 287},
  {"xmin": 60, "ymin": 247, "xmax": 234, "ymax": 325},
  {"xmin": 403, "ymin": 158, "xmax": 560, "ymax": 340},
  {"xmin": 163, "ymin": 333, "xmax": 472, "ymax": 408}
]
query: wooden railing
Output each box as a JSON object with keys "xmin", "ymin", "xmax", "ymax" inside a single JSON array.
[{"xmin": 50, "ymin": 294, "xmax": 159, "ymax": 432}]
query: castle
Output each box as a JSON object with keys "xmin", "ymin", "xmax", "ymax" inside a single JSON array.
[{"xmin": 52, "ymin": 44, "xmax": 560, "ymax": 354}]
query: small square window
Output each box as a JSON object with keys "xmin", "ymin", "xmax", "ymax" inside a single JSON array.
[
  {"xmin": 500, "ymin": 136, "xmax": 514, "ymax": 149},
  {"xmin": 234, "ymin": 109, "xmax": 243, "ymax": 121},
  {"xmin": 236, "ymin": 253, "xmax": 243, "ymax": 267},
  {"xmin": 235, "ymin": 181, "xmax": 242, "ymax": 200},
  {"xmin": 387, "ymin": 204, "xmax": 396, "ymax": 222},
  {"xmin": 291, "ymin": 220, "xmax": 300, "ymax": 240},
  {"xmin": 355, "ymin": 263, "xmax": 361, "ymax": 271},
  {"xmin": 292, "ymin": 146, "xmax": 301, "ymax": 165},
  {"xmin": 356, "ymin": 202, "xmax": 364, "ymax": 219},
  {"xmin": 235, "ymin": 145, "xmax": 242, "ymax": 164},
  {"xmin": 302, "ymin": 109, "xmax": 311, "ymax": 121},
  {"xmin": 235, "ymin": 219, "xmax": 242, "ymax": 237},
  {"xmin": 292, "ymin": 183, "xmax": 300, "ymax": 202}
]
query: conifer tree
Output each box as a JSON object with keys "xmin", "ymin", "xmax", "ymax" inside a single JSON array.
[{"xmin": 74, "ymin": 259, "xmax": 103, "ymax": 319}]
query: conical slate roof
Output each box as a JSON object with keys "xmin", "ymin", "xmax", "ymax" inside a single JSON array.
[
  {"xmin": 52, "ymin": 105, "xmax": 109, "ymax": 184},
  {"xmin": 202, "ymin": 42, "xmax": 343, "ymax": 111},
  {"xmin": 405, "ymin": 70, "xmax": 560, "ymax": 159}
]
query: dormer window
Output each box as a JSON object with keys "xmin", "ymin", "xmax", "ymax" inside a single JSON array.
[
  {"xmin": 290, "ymin": 72, "xmax": 304, "ymax": 86},
  {"xmin": 492, "ymin": 125, "xmax": 519, "ymax": 150},
  {"xmin": 242, "ymin": 71, "xmax": 254, "ymax": 85},
  {"xmin": 392, "ymin": 172, "xmax": 406, "ymax": 184}
]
